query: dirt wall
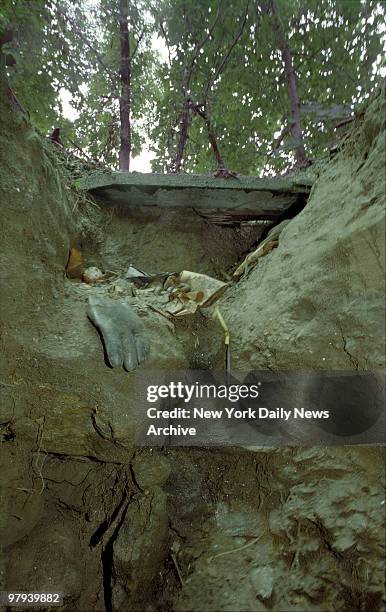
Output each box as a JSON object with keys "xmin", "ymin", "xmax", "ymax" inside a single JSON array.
[
  {"xmin": 89, "ymin": 204, "xmax": 262, "ymax": 280},
  {"xmin": 218, "ymin": 86, "xmax": 385, "ymax": 372}
]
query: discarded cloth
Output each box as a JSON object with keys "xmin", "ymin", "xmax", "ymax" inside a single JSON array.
[{"xmin": 164, "ymin": 270, "xmax": 228, "ymax": 316}]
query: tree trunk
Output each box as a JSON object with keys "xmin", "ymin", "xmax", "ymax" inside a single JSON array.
[
  {"xmin": 190, "ymin": 103, "xmax": 226, "ymax": 170},
  {"xmin": 173, "ymin": 97, "xmax": 190, "ymax": 173},
  {"xmin": 269, "ymin": 0, "xmax": 306, "ymax": 164},
  {"xmin": 119, "ymin": 0, "xmax": 131, "ymax": 171}
]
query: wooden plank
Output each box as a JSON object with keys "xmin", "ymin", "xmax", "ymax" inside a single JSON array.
[
  {"xmin": 77, "ymin": 170, "xmax": 313, "ymax": 194},
  {"xmin": 76, "ymin": 171, "xmax": 311, "ymax": 219},
  {"xmin": 91, "ymin": 185, "xmax": 298, "ymax": 213}
]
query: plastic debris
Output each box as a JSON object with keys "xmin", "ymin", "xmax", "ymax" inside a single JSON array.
[
  {"xmin": 66, "ymin": 247, "xmax": 83, "ymax": 279},
  {"xmin": 125, "ymin": 264, "xmax": 153, "ymax": 287},
  {"xmin": 126, "ymin": 264, "xmax": 176, "ymax": 290},
  {"xmin": 233, "ymin": 219, "xmax": 291, "ymax": 280},
  {"xmin": 108, "ymin": 279, "xmax": 135, "ymax": 296},
  {"xmin": 164, "ymin": 271, "xmax": 228, "ymax": 316},
  {"xmin": 233, "ymin": 240, "xmax": 278, "ymax": 279},
  {"xmin": 82, "ymin": 266, "xmax": 105, "ymax": 284}
]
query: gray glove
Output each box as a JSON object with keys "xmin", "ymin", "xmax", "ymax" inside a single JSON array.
[{"xmin": 87, "ymin": 296, "xmax": 150, "ymax": 371}]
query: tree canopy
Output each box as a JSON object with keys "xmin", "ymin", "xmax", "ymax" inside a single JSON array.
[{"xmin": 1, "ymin": 0, "xmax": 385, "ymax": 174}]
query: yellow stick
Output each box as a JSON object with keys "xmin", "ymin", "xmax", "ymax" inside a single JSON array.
[
  {"xmin": 214, "ymin": 306, "xmax": 230, "ymax": 345},
  {"xmin": 215, "ymin": 306, "xmax": 231, "ymax": 376}
]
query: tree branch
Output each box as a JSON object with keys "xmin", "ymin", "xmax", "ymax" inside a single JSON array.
[
  {"xmin": 267, "ymin": 124, "xmax": 290, "ymax": 157},
  {"xmin": 205, "ymin": 1, "xmax": 249, "ymax": 98},
  {"xmin": 185, "ymin": 1, "xmax": 222, "ymax": 91},
  {"xmin": 189, "ymin": 101, "xmax": 233, "ymax": 173},
  {"xmin": 131, "ymin": 28, "xmax": 145, "ymax": 60},
  {"xmin": 159, "ymin": 21, "xmax": 172, "ymax": 66},
  {"xmin": 58, "ymin": 7, "xmax": 117, "ymax": 88},
  {"xmin": 261, "ymin": 0, "xmax": 306, "ymax": 164},
  {"xmin": 172, "ymin": 2, "xmax": 222, "ymax": 172},
  {"xmin": 172, "ymin": 98, "xmax": 191, "ymax": 173}
]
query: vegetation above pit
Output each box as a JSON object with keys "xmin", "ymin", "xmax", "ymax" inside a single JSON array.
[{"xmin": 0, "ymin": 0, "xmax": 384, "ymax": 176}]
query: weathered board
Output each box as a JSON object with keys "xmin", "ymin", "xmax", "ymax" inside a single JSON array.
[{"xmin": 77, "ymin": 171, "xmax": 313, "ymax": 223}]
